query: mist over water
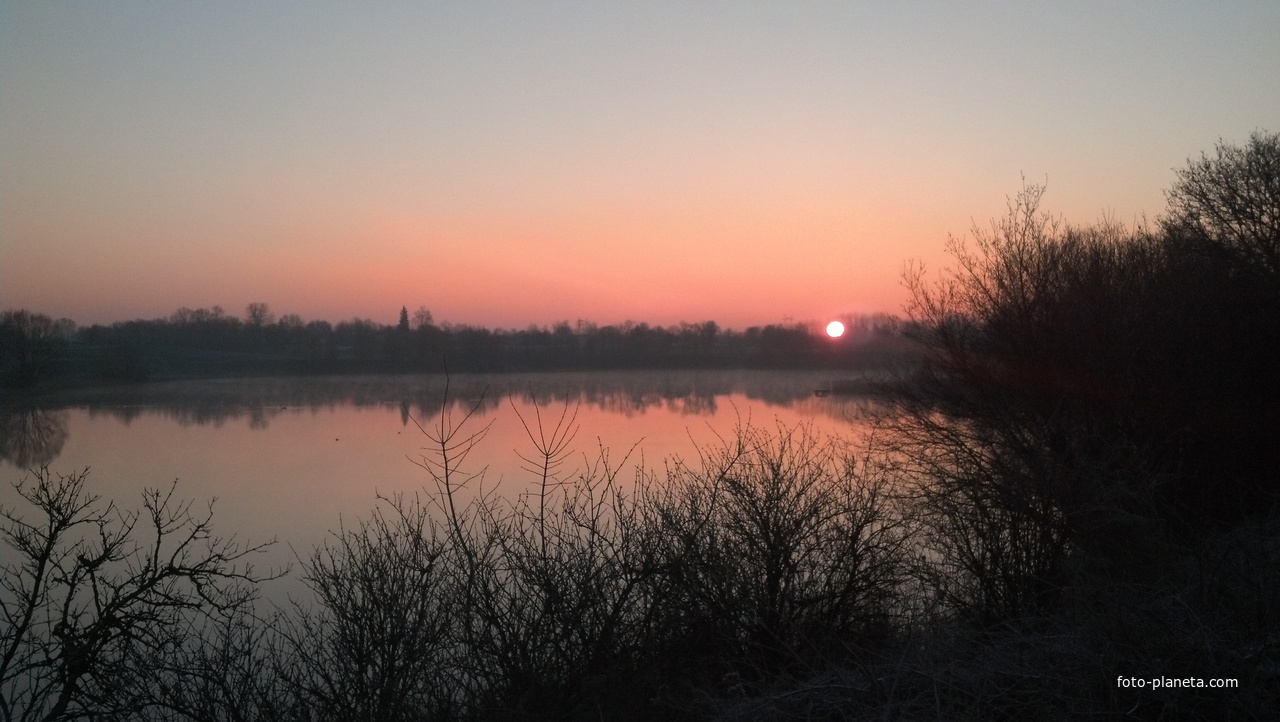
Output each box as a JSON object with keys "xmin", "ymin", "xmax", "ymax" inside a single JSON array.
[{"xmin": 0, "ymin": 371, "xmax": 875, "ymax": 588}]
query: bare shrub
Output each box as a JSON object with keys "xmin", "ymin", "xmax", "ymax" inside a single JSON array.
[
  {"xmin": 642, "ymin": 419, "xmax": 909, "ymax": 685},
  {"xmin": 274, "ymin": 496, "xmax": 458, "ymax": 722}
]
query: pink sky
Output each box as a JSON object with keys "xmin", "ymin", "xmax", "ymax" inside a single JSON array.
[{"xmin": 3, "ymin": 2, "xmax": 1277, "ymax": 329}]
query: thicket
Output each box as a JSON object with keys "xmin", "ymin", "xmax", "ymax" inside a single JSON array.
[
  {"xmin": 4, "ymin": 131, "xmax": 1279, "ymax": 720},
  {"xmin": 876, "ymin": 130, "xmax": 1280, "ymax": 717}
]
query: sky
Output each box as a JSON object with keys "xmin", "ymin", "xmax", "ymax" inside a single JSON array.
[{"xmin": 2, "ymin": 1, "xmax": 1277, "ymax": 330}]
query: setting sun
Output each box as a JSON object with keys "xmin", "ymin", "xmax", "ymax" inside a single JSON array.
[{"xmin": 826, "ymin": 321, "xmax": 845, "ymax": 338}]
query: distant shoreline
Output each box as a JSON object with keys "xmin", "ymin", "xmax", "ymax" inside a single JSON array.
[{"xmin": 5, "ymin": 313, "xmax": 921, "ymax": 396}]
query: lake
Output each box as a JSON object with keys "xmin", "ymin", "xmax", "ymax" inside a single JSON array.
[{"xmin": 1, "ymin": 370, "xmax": 877, "ymax": 593}]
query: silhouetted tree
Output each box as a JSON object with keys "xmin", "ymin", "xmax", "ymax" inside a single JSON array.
[
  {"xmin": 245, "ymin": 302, "xmax": 274, "ymax": 328},
  {"xmin": 412, "ymin": 306, "xmax": 434, "ymax": 330},
  {"xmin": 0, "ymin": 468, "xmax": 276, "ymax": 721},
  {"xmin": 397, "ymin": 306, "xmax": 410, "ymax": 333},
  {"xmin": 0, "ymin": 309, "xmax": 68, "ymax": 388},
  {"xmin": 909, "ymin": 187, "xmax": 1236, "ymax": 609},
  {"xmin": 1164, "ymin": 129, "xmax": 1280, "ymax": 277}
]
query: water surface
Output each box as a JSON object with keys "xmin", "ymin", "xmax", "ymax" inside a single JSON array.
[{"xmin": 1, "ymin": 371, "xmax": 876, "ymax": 585}]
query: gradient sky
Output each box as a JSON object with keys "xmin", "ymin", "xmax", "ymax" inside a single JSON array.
[{"xmin": 2, "ymin": 2, "xmax": 1277, "ymax": 330}]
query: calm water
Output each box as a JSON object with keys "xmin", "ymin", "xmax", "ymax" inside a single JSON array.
[{"xmin": 1, "ymin": 370, "xmax": 875, "ymax": 588}]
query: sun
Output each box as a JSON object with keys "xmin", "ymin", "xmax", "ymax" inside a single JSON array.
[{"xmin": 825, "ymin": 321, "xmax": 845, "ymax": 338}]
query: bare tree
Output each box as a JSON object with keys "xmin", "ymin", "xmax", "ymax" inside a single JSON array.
[
  {"xmin": 411, "ymin": 306, "xmax": 434, "ymax": 330},
  {"xmin": 244, "ymin": 303, "xmax": 273, "ymax": 328},
  {"xmin": 1164, "ymin": 130, "xmax": 1280, "ymax": 276},
  {"xmin": 0, "ymin": 468, "xmax": 277, "ymax": 721},
  {"xmin": 0, "ymin": 311, "xmax": 66, "ymax": 388}
]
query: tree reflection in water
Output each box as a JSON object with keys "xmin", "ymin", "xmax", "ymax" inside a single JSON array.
[
  {"xmin": 0, "ymin": 406, "xmax": 70, "ymax": 468},
  {"xmin": 0, "ymin": 372, "xmax": 882, "ymax": 472}
]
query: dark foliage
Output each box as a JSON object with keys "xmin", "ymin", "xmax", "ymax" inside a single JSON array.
[{"xmin": 869, "ymin": 133, "xmax": 1280, "ymax": 717}]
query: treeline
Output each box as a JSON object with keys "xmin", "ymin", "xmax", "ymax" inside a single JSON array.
[{"xmin": 1, "ymin": 304, "xmax": 911, "ymax": 387}]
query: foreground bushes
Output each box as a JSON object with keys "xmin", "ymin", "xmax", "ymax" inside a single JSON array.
[
  {"xmin": 11, "ymin": 400, "xmax": 1275, "ymax": 721},
  {"xmin": 288, "ymin": 408, "xmax": 909, "ymax": 720},
  {"xmin": 7, "ymin": 403, "xmax": 1279, "ymax": 720},
  {"xmin": 1, "ymin": 410, "xmax": 912, "ymax": 721}
]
